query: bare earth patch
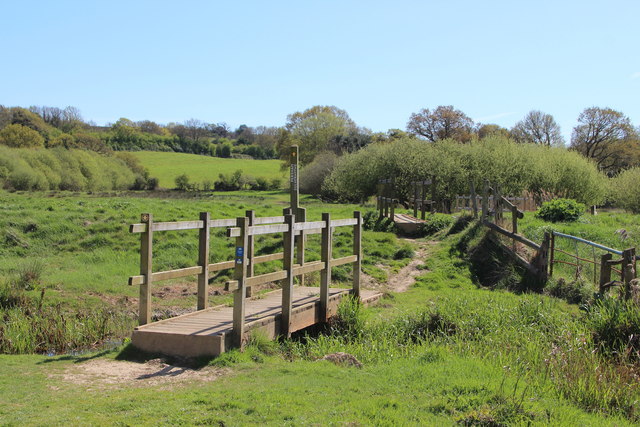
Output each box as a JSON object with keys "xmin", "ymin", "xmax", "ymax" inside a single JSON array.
[
  {"xmin": 366, "ymin": 239, "xmax": 436, "ymax": 293},
  {"xmin": 54, "ymin": 358, "xmax": 228, "ymax": 389}
]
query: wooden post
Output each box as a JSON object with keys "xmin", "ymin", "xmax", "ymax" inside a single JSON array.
[
  {"xmin": 320, "ymin": 213, "xmax": 332, "ymax": 322},
  {"xmin": 282, "ymin": 214, "xmax": 295, "ymax": 336},
  {"xmin": 538, "ymin": 232, "xmax": 551, "ymax": 282},
  {"xmin": 622, "ymin": 248, "xmax": 635, "ymax": 300},
  {"xmin": 481, "ymin": 180, "xmax": 489, "ymax": 222},
  {"xmin": 353, "ymin": 211, "xmax": 362, "ymax": 299},
  {"xmin": 139, "ymin": 213, "xmax": 153, "ymax": 325},
  {"xmin": 590, "ymin": 205, "xmax": 597, "ymax": 216},
  {"xmin": 494, "ymin": 184, "xmax": 502, "ymax": 223},
  {"xmin": 549, "ymin": 232, "xmax": 555, "ymax": 278},
  {"xmin": 470, "ymin": 180, "xmax": 478, "ymax": 218},
  {"xmin": 420, "ymin": 181, "xmax": 427, "ymax": 220},
  {"xmin": 290, "ymin": 146, "xmax": 299, "ymax": 212},
  {"xmin": 197, "ymin": 211, "xmax": 210, "ymax": 310},
  {"xmin": 390, "ymin": 198, "xmax": 395, "ymax": 219},
  {"xmin": 431, "ymin": 176, "xmax": 437, "ymax": 214},
  {"xmin": 599, "ymin": 253, "xmax": 612, "ymax": 294},
  {"xmin": 511, "ymin": 205, "xmax": 518, "ymax": 235},
  {"xmin": 296, "ymin": 207, "xmax": 306, "ymax": 286},
  {"xmin": 232, "ymin": 216, "xmax": 249, "ymax": 348},
  {"xmin": 244, "ymin": 210, "xmax": 255, "ymax": 297},
  {"xmin": 413, "ymin": 182, "xmax": 419, "ymax": 218}
]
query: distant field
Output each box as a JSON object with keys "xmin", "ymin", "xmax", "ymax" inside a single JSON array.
[{"xmin": 128, "ymin": 151, "xmax": 286, "ymax": 189}]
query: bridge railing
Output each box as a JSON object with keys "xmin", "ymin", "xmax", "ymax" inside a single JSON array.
[{"xmin": 128, "ymin": 210, "xmax": 362, "ymax": 347}]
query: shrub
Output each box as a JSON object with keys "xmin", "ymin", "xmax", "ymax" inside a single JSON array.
[
  {"xmin": 584, "ymin": 297, "xmax": 640, "ymax": 358},
  {"xmin": 362, "ymin": 211, "xmax": 396, "ymax": 232},
  {"xmin": 610, "ymin": 167, "xmax": 640, "ymax": 213},
  {"xmin": 417, "ymin": 214, "xmax": 454, "ymax": 236},
  {"xmin": 300, "ymin": 151, "xmax": 338, "ymax": 195},
  {"xmin": 175, "ymin": 173, "xmax": 190, "ymax": 191},
  {"xmin": 535, "ymin": 198, "xmax": 586, "ymax": 222}
]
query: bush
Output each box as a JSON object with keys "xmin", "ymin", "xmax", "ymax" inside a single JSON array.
[
  {"xmin": 585, "ymin": 297, "xmax": 640, "ymax": 358},
  {"xmin": 535, "ymin": 198, "xmax": 586, "ymax": 222},
  {"xmin": 610, "ymin": 167, "xmax": 640, "ymax": 213},
  {"xmin": 300, "ymin": 151, "xmax": 338, "ymax": 195},
  {"xmin": 175, "ymin": 173, "xmax": 190, "ymax": 191},
  {"xmin": 362, "ymin": 211, "xmax": 396, "ymax": 232},
  {"xmin": 417, "ymin": 214, "xmax": 454, "ymax": 236}
]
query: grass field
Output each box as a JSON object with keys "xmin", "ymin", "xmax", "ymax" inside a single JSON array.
[
  {"xmin": 127, "ymin": 151, "xmax": 286, "ymax": 189},
  {"xmin": 0, "ymin": 221, "xmax": 634, "ymax": 425}
]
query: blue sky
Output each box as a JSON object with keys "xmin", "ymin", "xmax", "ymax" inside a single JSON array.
[{"xmin": 2, "ymin": 1, "xmax": 639, "ymax": 142}]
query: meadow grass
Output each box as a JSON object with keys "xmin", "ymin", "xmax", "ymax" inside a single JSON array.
[
  {"xmin": 0, "ymin": 221, "xmax": 635, "ymax": 425},
  {"xmin": 0, "ymin": 189, "xmax": 408, "ymax": 353},
  {"xmin": 127, "ymin": 151, "xmax": 286, "ymax": 189}
]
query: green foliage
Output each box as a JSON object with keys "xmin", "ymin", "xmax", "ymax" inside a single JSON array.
[
  {"xmin": 0, "ymin": 145, "xmax": 137, "ymax": 191},
  {"xmin": 610, "ymin": 166, "xmax": 640, "ymax": 213},
  {"xmin": 535, "ymin": 198, "xmax": 586, "ymax": 222},
  {"xmin": 174, "ymin": 173, "xmax": 190, "ymax": 191},
  {"xmin": 324, "ymin": 136, "xmax": 607, "ymax": 205},
  {"xmin": 299, "ymin": 151, "xmax": 338, "ymax": 195},
  {"xmin": 584, "ymin": 297, "xmax": 640, "ymax": 357},
  {"xmin": 0, "ymin": 124, "xmax": 45, "ymax": 148},
  {"xmin": 417, "ymin": 214, "xmax": 454, "ymax": 236},
  {"xmin": 362, "ymin": 211, "xmax": 396, "ymax": 232}
]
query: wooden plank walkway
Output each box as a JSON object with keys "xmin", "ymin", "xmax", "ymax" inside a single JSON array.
[
  {"xmin": 394, "ymin": 213, "xmax": 425, "ymax": 234},
  {"xmin": 132, "ymin": 286, "xmax": 382, "ymax": 358}
]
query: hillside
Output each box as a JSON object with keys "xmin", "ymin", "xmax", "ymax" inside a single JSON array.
[{"xmin": 128, "ymin": 151, "xmax": 286, "ymax": 189}]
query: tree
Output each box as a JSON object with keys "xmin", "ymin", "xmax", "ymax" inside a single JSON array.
[
  {"xmin": 477, "ymin": 124, "xmax": 510, "ymax": 140},
  {"xmin": 280, "ymin": 105, "xmax": 358, "ymax": 165},
  {"xmin": 570, "ymin": 107, "xmax": 639, "ymax": 175},
  {"xmin": 183, "ymin": 118, "xmax": 207, "ymax": 142},
  {"xmin": 510, "ymin": 110, "xmax": 564, "ymax": 146},
  {"xmin": 406, "ymin": 105, "xmax": 474, "ymax": 143},
  {"xmin": 0, "ymin": 123, "xmax": 45, "ymax": 148}
]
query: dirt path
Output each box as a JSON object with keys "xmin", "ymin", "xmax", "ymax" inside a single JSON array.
[{"xmin": 364, "ymin": 239, "xmax": 435, "ymax": 293}]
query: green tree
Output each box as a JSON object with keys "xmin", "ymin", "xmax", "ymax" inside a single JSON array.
[
  {"xmin": 511, "ymin": 110, "xmax": 564, "ymax": 146},
  {"xmin": 279, "ymin": 105, "xmax": 358, "ymax": 166},
  {"xmin": 570, "ymin": 107, "xmax": 639, "ymax": 175},
  {"xmin": 406, "ymin": 105, "xmax": 475, "ymax": 143},
  {"xmin": 175, "ymin": 173, "xmax": 190, "ymax": 191},
  {"xmin": 0, "ymin": 124, "xmax": 45, "ymax": 148},
  {"xmin": 477, "ymin": 124, "xmax": 510, "ymax": 140}
]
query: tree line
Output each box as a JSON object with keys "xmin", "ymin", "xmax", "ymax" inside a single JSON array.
[{"xmin": 1, "ymin": 103, "xmax": 638, "ymax": 178}]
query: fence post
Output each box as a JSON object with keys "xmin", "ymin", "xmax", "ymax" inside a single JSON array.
[
  {"xmin": 413, "ymin": 182, "xmax": 419, "ymax": 217},
  {"xmin": 353, "ymin": 211, "xmax": 362, "ymax": 299},
  {"xmin": 511, "ymin": 205, "xmax": 518, "ymax": 235},
  {"xmin": 390, "ymin": 198, "xmax": 395, "ymax": 219},
  {"xmin": 549, "ymin": 232, "xmax": 555, "ymax": 278},
  {"xmin": 281, "ymin": 214, "xmax": 295, "ymax": 337},
  {"xmin": 599, "ymin": 253, "xmax": 612, "ymax": 294},
  {"xmin": 481, "ymin": 180, "xmax": 489, "ymax": 222},
  {"xmin": 320, "ymin": 213, "xmax": 332, "ymax": 322},
  {"xmin": 232, "ymin": 216, "xmax": 249, "ymax": 349},
  {"xmin": 538, "ymin": 232, "xmax": 551, "ymax": 282},
  {"xmin": 494, "ymin": 184, "xmax": 502, "ymax": 223},
  {"xmin": 420, "ymin": 181, "xmax": 427, "ymax": 220},
  {"xmin": 431, "ymin": 176, "xmax": 437, "ymax": 214},
  {"xmin": 245, "ymin": 210, "xmax": 255, "ymax": 297},
  {"xmin": 197, "ymin": 211, "xmax": 210, "ymax": 310},
  {"xmin": 139, "ymin": 213, "xmax": 153, "ymax": 325},
  {"xmin": 296, "ymin": 207, "xmax": 307, "ymax": 286},
  {"xmin": 622, "ymin": 248, "xmax": 636, "ymax": 300},
  {"xmin": 470, "ymin": 180, "xmax": 478, "ymax": 218}
]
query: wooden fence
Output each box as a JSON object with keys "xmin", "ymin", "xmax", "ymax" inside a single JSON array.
[
  {"xmin": 549, "ymin": 231, "xmax": 637, "ymax": 300},
  {"xmin": 480, "ymin": 180, "xmax": 550, "ymax": 282},
  {"xmin": 129, "ymin": 210, "xmax": 363, "ymax": 346}
]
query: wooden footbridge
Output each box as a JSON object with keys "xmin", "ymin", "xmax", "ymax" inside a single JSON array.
[{"xmin": 128, "ymin": 210, "xmax": 381, "ymax": 357}]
